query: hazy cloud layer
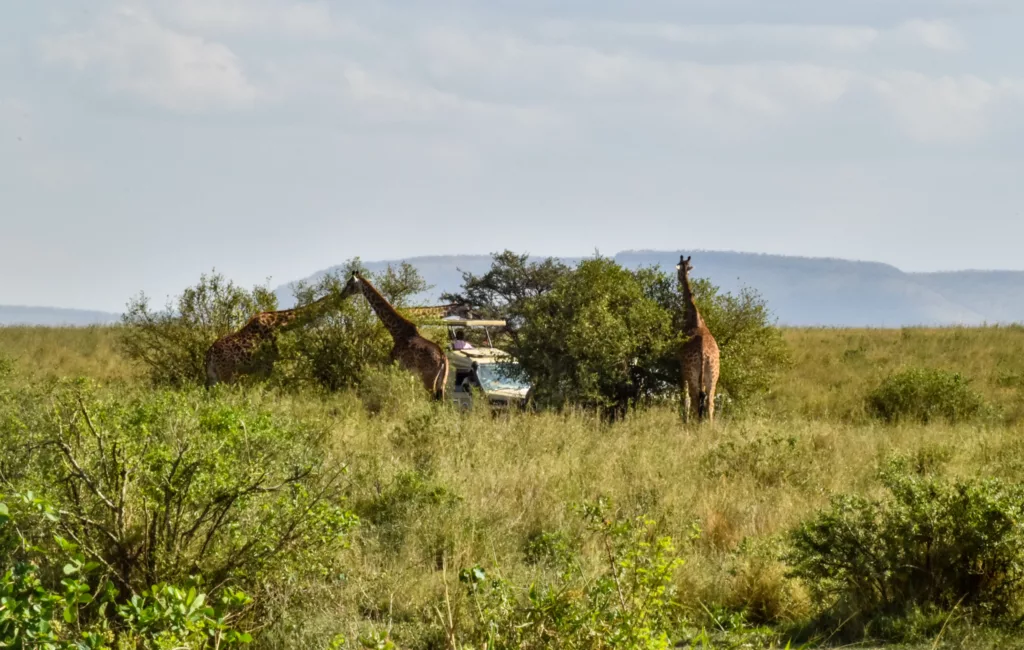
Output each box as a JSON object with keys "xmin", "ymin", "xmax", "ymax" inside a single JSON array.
[{"xmin": 2, "ymin": 0, "xmax": 1023, "ymax": 310}]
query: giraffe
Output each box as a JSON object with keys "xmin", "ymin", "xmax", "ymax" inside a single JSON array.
[
  {"xmin": 677, "ymin": 255, "xmax": 720, "ymax": 423},
  {"xmin": 204, "ymin": 294, "xmax": 333, "ymax": 387},
  {"xmin": 340, "ymin": 273, "xmax": 450, "ymax": 401}
]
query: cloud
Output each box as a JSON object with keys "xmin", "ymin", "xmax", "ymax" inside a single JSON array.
[
  {"xmin": 0, "ymin": 98, "xmax": 94, "ymax": 188},
  {"xmin": 41, "ymin": 7, "xmax": 258, "ymax": 112},
  {"xmin": 340, "ymin": 64, "xmax": 555, "ymax": 130},
  {"xmin": 31, "ymin": 4, "xmax": 1019, "ymax": 145},
  {"xmin": 537, "ymin": 18, "xmax": 966, "ymax": 54},
  {"xmin": 539, "ymin": 21, "xmax": 882, "ymax": 53},
  {"xmin": 408, "ymin": 23, "xmax": 1023, "ymax": 144},
  {"xmin": 871, "ymin": 72, "xmax": 1021, "ymax": 142},
  {"xmin": 414, "ymin": 26, "xmax": 859, "ymax": 138},
  {"xmin": 893, "ymin": 19, "xmax": 966, "ymax": 51},
  {"xmin": 150, "ymin": 0, "xmax": 357, "ymax": 40},
  {"xmin": 0, "ymin": 98, "xmax": 32, "ymax": 138}
]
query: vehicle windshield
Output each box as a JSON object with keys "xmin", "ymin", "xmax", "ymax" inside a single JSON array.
[{"xmin": 475, "ymin": 362, "xmax": 530, "ymax": 393}]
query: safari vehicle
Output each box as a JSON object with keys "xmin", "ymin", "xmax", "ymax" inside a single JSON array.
[{"xmin": 425, "ymin": 318, "xmax": 532, "ymax": 410}]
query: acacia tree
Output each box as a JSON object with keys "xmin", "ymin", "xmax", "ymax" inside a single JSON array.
[
  {"xmin": 515, "ymin": 257, "xmax": 677, "ymax": 416},
  {"xmin": 449, "ymin": 251, "xmax": 790, "ymax": 415},
  {"xmin": 441, "ymin": 250, "xmax": 570, "ymax": 345}
]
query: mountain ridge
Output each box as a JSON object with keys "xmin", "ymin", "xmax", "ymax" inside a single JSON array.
[{"xmin": 4, "ymin": 250, "xmax": 1022, "ymax": 327}]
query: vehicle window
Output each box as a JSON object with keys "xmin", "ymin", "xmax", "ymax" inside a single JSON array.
[{"xmin": 475, "ymin": 363, "xmax": 531, "ymax": 392}]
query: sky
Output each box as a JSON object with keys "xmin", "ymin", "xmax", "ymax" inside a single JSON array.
[{"xmin": 2, "ymin": 0, "xmax": 1024, "ymax": 311}]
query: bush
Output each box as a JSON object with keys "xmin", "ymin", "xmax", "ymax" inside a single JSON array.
[
  {"xmin": 1, "ymin": 494, "xmax": 254, "ymax": 649},
  {"xmin": 516, "ymin": 257, "xmax": 677, "ymax": 415},
  {"xmin": 867, "ymin": 367, "xmax": 988, "ymax": 423},
  {"xmin": 356, "ymin": 364, "xmax": 431, "ymax": 418},
  {"xmin": 442, "ymin": 249, "xmax": 571, "ymax": 332},
  {"xmin": 700, "ymin": 432, "xmax": 808, "ymax": 489},
  {"xmin": 639, "ymin": 268, "xmax": 791, "ymax": 409},
  {"xmin": 445, "ymin": 251, "xmax": 790, "ymax": 413},
  {"xmin": 724, "ymin": 538, "xmax": 811, "ymax": 626},
  {"xmin": 0, "ymin": 380, "xmax": 358, "ymax": 618},
  {"xmin": 460, "ymin": 499, "xmax": 684, "ymax": 649},
  {"xmin": 118, "ymin": 271, "xmax": 278, "ymax": 387},
  {"xmin": 786, "ymin": 464, "xmax": 1024, "ymax": 637},
  {"xmin": 277, "ymin": 258, "xmax": 444, "ymax": 392}
]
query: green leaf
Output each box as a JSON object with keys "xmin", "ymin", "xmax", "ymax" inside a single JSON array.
[{"xmin": 63, "ymin": 563, "xmax": 78, "ymax": 576}]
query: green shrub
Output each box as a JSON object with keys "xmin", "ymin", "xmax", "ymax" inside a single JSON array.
[
  {"xmin": 460, "ymin": 499, "xmax": 684, "ymax": 649},
  {"xmin": 516, "ymin": 257, "xmax": 678, "ymax": 415},
  {"xmin": 118, "ymin": 270, "xmax": 278, "ymax": 387},
  {"xmin": 786, "ymin": 464, "xmax": 1024, "ymax": 637},
  {"xmin": 522, "ymin": 529, "xmax": 577, "ymax": 568},
  {"xmin": 353, "ymin": 468, "xmax": 461, "ymax": 556},
  {"xmin": 0, "ymin": 353, "xmax": 12, "ymax": 383},
  {"xmin": 279, "ymin": 259, "xmax": 434, "ymax": 393},
  {"xmin": 725, "ymin": 538, "xmax": 811, "ymax": 626},
  {"xmin": 0, "ymin": 380, "xmax": 358, "ymax": 619},
  {"xmin": 445, "ymin": 250, "xmax": 790, "ymax": 414},
  {"xmin": 355, "ymin": 364, "xmax": 431, "ymax": 418},
  {"xmin": 867, "ymin": 367, "xmax": 988, "ymax": 423},
  {"xmin": 700, "ymin": 432, "xmax": 808, "ymax": 489},
  {"xmin": 0, "ymin": 493, "xmax": 254, "ymax": 649},
  {"xmin": 640, "ymin": 269, "xmax": 791, "ymax": 409}
]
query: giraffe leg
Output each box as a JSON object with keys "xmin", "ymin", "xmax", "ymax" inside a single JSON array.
[
  {"xmin": 432, "ymin": 357, "xmax": 449, "ymax": 401},
  {"xmin": 687, "ymin": 382, "xmax": 702, "ymax": 424},
  {"xmin": 679, "ymin": 377, "xmax": 690, "ymax": 422},
  {"xmin": 703, "ymin": 358, "xmax": 718, "ymax": 424}
]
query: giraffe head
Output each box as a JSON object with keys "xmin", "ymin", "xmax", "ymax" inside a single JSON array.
[
  {"xmin": 676, "ymin": 255, "xmax": 693, "ymax": 281},
  {"xmin": 340, "ymin": 272, "xmax": 363, "ymax": 300}
]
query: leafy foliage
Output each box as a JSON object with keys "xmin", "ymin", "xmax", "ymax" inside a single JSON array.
[
  {"xmin": 0, "ymin": 380, "xmax": 358, "ymax": 615},
  {"xmin": 460, "ymin": 499, "xmax": 684, "ymax": 649},
  {"xmin": 441, "ymin": 250, "xmax": 570, "ymax": 332},
  {"xmin": 118, "ymin": 271, "xmax": 278, "ymax": 387},
  {"xmin": 448, "ymin": 252, "xmax": 789, "ymax": 414},
  {"xmin": 0, "ymin": 494, "xmax": 254, "ymax": 649},
  {"xmin": 516, "ymin": 257, "xmax": 677, "ymax": 414},
  {"xmin": 639, "ymin": 269, "xmax": 791, "ymax": 408},
  {"xmin": 787, "ymin": 462, "xmax": 1024, "ymax": 637},
  {"xmin": 867, "ymin": 367, "xmax": 989, "ymax": 423},
  {"xmin": 277, "ymin": 258, "xmax": 442, "ymax": 392}
]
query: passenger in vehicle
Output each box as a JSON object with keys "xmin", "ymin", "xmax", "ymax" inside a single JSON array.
[{"xmin": 452, "ymin": 329, "xmax": 474, "ymax": 350}]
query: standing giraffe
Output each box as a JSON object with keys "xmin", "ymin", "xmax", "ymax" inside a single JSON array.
[
  {"xmin": 677, "ymin": 255, "xmax": 720, "ymax": 423},
  {"xmin": 340, "ymin": 273, "xmax": 450, "ymax": 401},
  {"xmin": 204, "ymin": 295, "xmax": 333, "ymax": 387}
]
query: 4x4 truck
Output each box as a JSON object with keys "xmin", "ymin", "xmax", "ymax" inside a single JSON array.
[{"xmin": 423, "ymin": 317, "xmax": 531, "ymax": 410}]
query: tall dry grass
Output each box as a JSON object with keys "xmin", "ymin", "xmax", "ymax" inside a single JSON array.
[{"xmin": 3, "ymin": 324, "xmax": 1024, "ymax": 648}]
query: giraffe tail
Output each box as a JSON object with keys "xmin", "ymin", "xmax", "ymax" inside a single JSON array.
[{"xmin": 697, "ymin": 358, "xmax": 708, "ymax": 420}]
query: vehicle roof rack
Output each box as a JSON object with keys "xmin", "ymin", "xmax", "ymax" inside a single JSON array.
[{"xmin": 419, "ymin": 318, "xmax": 507, "ymax": 327}]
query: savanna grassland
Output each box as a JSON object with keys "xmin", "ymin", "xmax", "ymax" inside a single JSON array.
[{"xmin": 3, "ymin": 323, "xmax": 1024, "ymax": 649}]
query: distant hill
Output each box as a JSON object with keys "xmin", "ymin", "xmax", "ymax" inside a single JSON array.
[
  {"xmin": 274, "ymin": 250, "xmax": 1024, "ymax": 327},
  {"xmin": 4, "ymin": 251, "xmax": 1021, "ymax": 328},
  {"xmin": 0, "ymin": 306, "xmax": 120, "ymax": 327}
]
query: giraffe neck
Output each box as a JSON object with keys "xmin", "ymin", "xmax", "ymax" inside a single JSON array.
[
  {"xmin": 256, "ymin": 294, "xmax": 333, "ymax": 332},
  {"xmin": 357, "ymin": 276, "xmax": 419, "ymax": 340},
  {"xmin": 679, "ymin": 271, "xmax": 705, "ymax": 332},
  {"xmin": 405, "ymin": 303, "xmax": 465, "ymax": 319}
]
